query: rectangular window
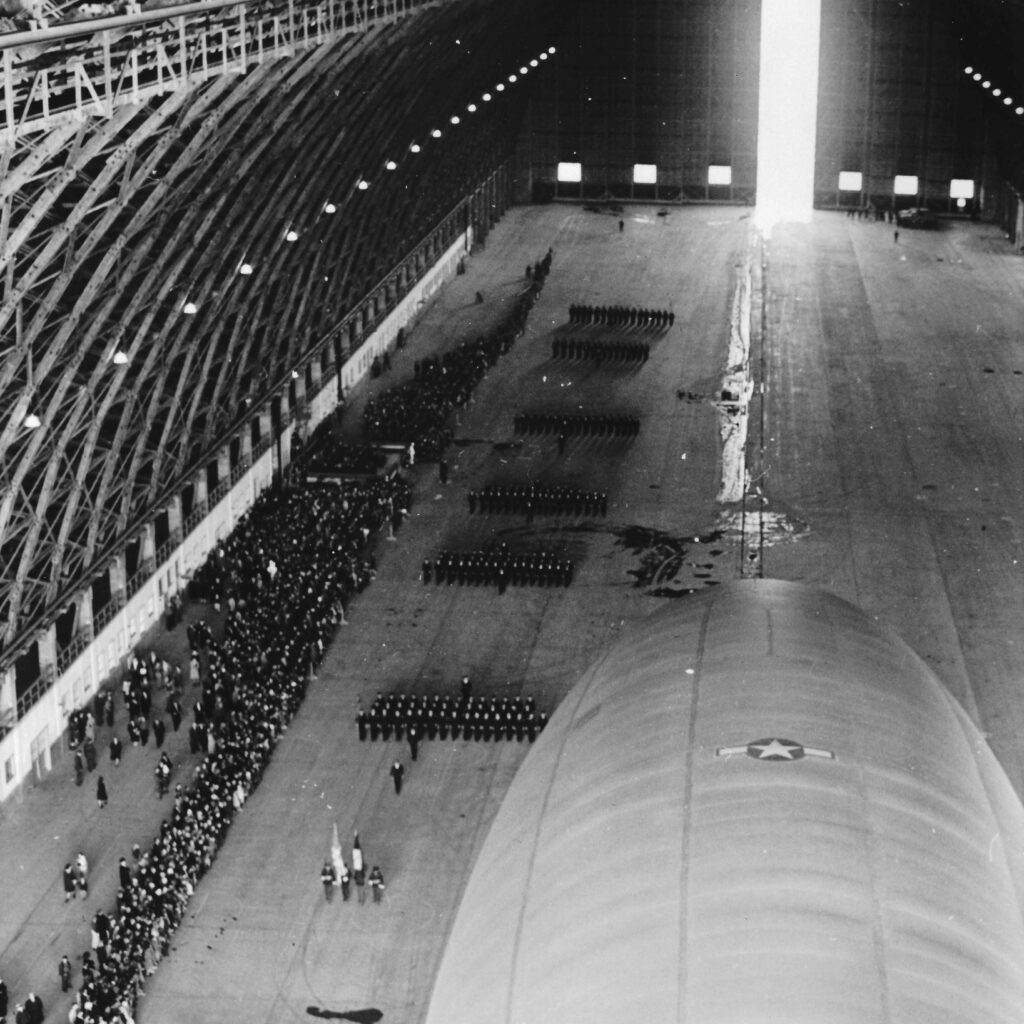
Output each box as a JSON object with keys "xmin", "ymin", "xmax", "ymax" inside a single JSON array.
[
  {"xmin": 894, "ymin": 175, "xmax": 919, "ymax": 196},
  {"xmin": 557, "ymin": 162, "xmax": 582, "ymax": 183},
  {"xmin": 633, "ymin": 163, "xmax": 657, "ymax": 184},
  {"xmin": 949, "ymin": 178, "xmax": 975, "ymax": 199},
  {"xmin": 838, "ymin": 171, "xmax": 863, "ymax": 192},
  {"xmin": 708, "ymin": 164, "xmax": 733, "ymax": 186}
]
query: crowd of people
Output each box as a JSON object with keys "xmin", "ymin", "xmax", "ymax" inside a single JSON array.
[
  {"xmin": 468, "ymin": 483, "xmax": 607, "ymax": 518},
  {"xmin": 49, "ymin": 473, "xmax": 413, "ymax": 1024},
  {"xmin": 303, "ymin": 436, "xmax": 389, "ymax": 478},
  {"xmin": 567, "ymin": 304, "xmax": 674, "ymax": 329},
  {"xmin": 358, "ymin": 688, "xmax": 548, "ymax": 744},
  {"xmin": 551, "ymin": 337, "xmax": 651, "ymax": 364},
  {"xmin": 359, "ymin": 249, "xmax": 553, "ymax": 461},
  {"xmin": 513, "ymin": 412, "xmax": 640, "ymax": 439},
  {"xmin": 423, "ymin": 546, "xmax": 574, "ymax": 590}
]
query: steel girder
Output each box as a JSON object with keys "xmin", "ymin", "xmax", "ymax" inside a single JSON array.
[{"xmin": 0, "ymin": 0, "xmax": 571, "ymax": 658}]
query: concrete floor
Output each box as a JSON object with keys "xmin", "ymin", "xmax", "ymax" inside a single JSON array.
[{"xmin": 0, "ymin": 203, "xmax": 1021, "ymax": 1023}]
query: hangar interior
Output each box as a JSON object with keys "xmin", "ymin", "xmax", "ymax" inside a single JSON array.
[{"xmin": 0, "ymin": 0, "xmax": 1023, "ymax": 1021}]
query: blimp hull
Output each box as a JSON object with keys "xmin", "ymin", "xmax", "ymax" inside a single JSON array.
[{"xmin": 423, "ymin": 580, "xmax": 1024, "ymax": 1024}]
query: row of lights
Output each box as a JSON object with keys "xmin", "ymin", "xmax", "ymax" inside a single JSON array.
[
  {"xmin": 178, "ymin": 45, "xmax": 559, "ymax": 316},
  {"xmin": 963, "ymin": 66, "xmax": 1024, "ymax": 115},
  {"xmin": 24, "ymin": 45, "xmax": 561, "ymax": 426},
  {"xmin": 22, "ymin": 350, "xmax": 131, "ymax": 430}
]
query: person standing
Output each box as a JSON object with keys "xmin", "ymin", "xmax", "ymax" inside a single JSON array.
[
  {"xmin": 73, "ymin": 750, "xmax": 84, "ymax": 786},
  {"xmin": 109, "ymin": 734, "xmax": 122, "ymax": 766},
  {"xmin": 59, "ymin": 954, "xmax": 73, "ymax": 992},
  {"xmin": 24, "ymin": 992, "xmax": 42, "ymax": 1024},
  {"xmin": 368, "ymin": 866, "xmax": 385, "ymax": 903},
  {"xmin": 0, "ymin": 976, "xmax": 7, "ymax": 1019},
  {"xmin": 338, "ymin": 860, "xmax": 351, "ymax": 902},
  {"xmin": 407, "ymin": 723, "xmax": 419, "ymax": 762},
  {"xmin": 152, "ymin": 716, "xmax": 166, "ymax": 749},
  {"xmin": 62, "ymin": 863, "xmax": 76, "ymax": 902},
  {"xmin": 320, "ymin": 861, "xmax": 336, "ymax": 902},
  {"xmin": 352, "ymin": 832, "xmax": 365, "ymax": 904},
  {"xmin": 96, "ymin": 776, "xmax": 108, "ymax": 809},
  {"xmin": 75, "ymin": 851, "xmax": 88, "ymax": 898},
  {"xmin": 390, "ymin": 760, "xmax": 404, "ymax": 795},
  {"xmin": 118, "ymin": 857, "xmax": 131, "ymax": 889}
]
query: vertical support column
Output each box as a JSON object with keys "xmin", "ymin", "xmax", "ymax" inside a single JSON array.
[
  {"xmin": 194, "ymin": 466, "xmax": 209, "ymax": 511},
  {"xmin": 239, "ymin": 422, "xmax": 253, "ymax": 466},
  {"xmin": 278, "ymin": 386, "xmax": 293, "ymax": 473},
  {"xmin": 76, "ymin": 586, "xmax": 94, "ymax": 642},
  {"xmin": 167, "ymin": 494, "xmax": 182, "ymax": 543},
  {"xmin": 140, "ymin": 522, "xmax": 156, "ymax": 575},
  {"xmin": 216, "ymin": 445, "xmax": 230, "ymax": 492},
  {"xmin": 110, "ymin": 555, "xmax": 126, "ymax": 609},
  {"xmin": 255, "ymin": 404, "xmax": 272, "ymax": 451},
  {"xmin": 38, "ymin": 625, "xmax": 57, "ymax": 684},
  {"xmin": 0, "ymin": 663, "xmax": 16, "ymax": 725}
]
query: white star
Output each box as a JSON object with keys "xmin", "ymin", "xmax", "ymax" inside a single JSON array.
[{"xmin": 749, "ymin": 738, "xmax": 803, "ymax": 760}]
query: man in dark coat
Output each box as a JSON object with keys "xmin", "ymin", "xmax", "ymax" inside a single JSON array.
[
  {"xmin": 59, "ymin": 954, "xmax": 73, "ymax": 992},
  {"xmin": 389, "ymin": 760, "xmax": 404, "ymax": 795}
]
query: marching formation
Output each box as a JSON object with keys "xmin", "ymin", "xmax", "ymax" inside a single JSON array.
[
  {"xmin": 551, "ymin": 337, "xmax": 651, "ymax": 364},
  {"xmin": 468, "ymin": 483, "xmax": 607, "ymax": 518},
  {"xmin": 567, "ymin": 303, "xmax": 674, "ymax": 329},
  {"xmin": 423, "ymin": 547, "xmax": 574, "ymax": 589},
  {"xmin": 359, "ymin": 249, "xmax": 553, "ymax": 462},
  {"xmin": 513, "ymin": 412, "xmax": 640, "ymax": 439},
  {"xmin": 358, "ymin": 688, "xmax": 548, "ymax": 744}
]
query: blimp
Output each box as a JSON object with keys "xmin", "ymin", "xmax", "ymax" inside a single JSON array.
[{"xmin": 424, "ymin": 579, "xmax": 1024, "ymax": 1024}]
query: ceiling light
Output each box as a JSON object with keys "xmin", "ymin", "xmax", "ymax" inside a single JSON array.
[
  {"xmin": 496, "ymin": 83, "xmax": 505, "ymax": 92},
  {"xmin": 431, "ymin": 128, "xmax": 442, "ymax": 138},
  {"xmin": 410, "ymin": 142, "xmax": 421, "ymax": 153},
  {"xmin": 982, "ymin": 80, "xmax": 991, "ymax": 88},
  {"xmin": 112, "ymin": 350, "xmax": 129, "ymax": 364},
  {"xmin": 182, "ymin": 300, "xmax": 197, "ymax": 315},
  {"xmin": 23, "ymin": 412, "xmax": 41, "ymax": 430},
  {"xmin": 385, "ymin": 160, "xmax": 397, "ymax": 170},
  {"xmin": 963, "ymin": 66, "xmax": 973, "ymax": 74},
  {"xmin": 530, "ymin": 59, "xmax": 538, "ymax": 67},
  {"xmin": 450, "ymin": 115, "xmax": 460, "ymax": 124},
  {"xmin": 993, "ymin": 87, "xmax": 1002, "ymax": 96},
  {"xmin": 323, "ymin": 202, "xmax": 337, "ymax": 214},
  {"xmin": 482, "ymin": 92, "xmax": 492, "ymax": 102},
  {"xmin": 548, "ymin": 45, "xmax": 556, "ymax": 54},
  {"xmin": 467, "ymin": 103, "xmax": 476, "ymax": 112},
  {"xmin": 1016, "ymin": 106, "xmax": 1024, "ymax": 115},
  {"xmin": 508, "ymin": 74, "xmax": 517, "ymax": 82},
  {"xmin": 357, "ymin": 179, "xmax": 369, "ymax": 190},
  {"xmin": 520, "ymin": 66, "xmax": 528, "ymax": 74},
  {"xmin": 1005, "ymin": 96, "xmax": 1014, "ymax": 105},
  {"xmin": 239, "ymin": 262, "xmax": 253, "ymax": 275},
  {"xmin": 539, "ymin": 52, "xmax": 548, "ymax": 61},
  {"xmin": 285, "ymin": 229, "xmax": 299, "ymax": 241},
  {"xmin": 973, "ymin": 72, "xmax": 982, "ymax": 81},
  {"xmin": 291, "ymin": 370, "xmax": 299, "ymax": 379}
]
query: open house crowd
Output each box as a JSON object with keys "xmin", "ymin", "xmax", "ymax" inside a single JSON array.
[{"xmin": 32, "ymin": 475, "xmax": 411, "ymax": 1024}]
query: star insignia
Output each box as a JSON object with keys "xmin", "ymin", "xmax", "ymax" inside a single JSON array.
[{"xmin": 715, "ymin": 737, "xmax": 835, "ymax": 762}]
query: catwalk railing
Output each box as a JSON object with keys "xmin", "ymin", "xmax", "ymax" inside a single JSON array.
[{"xmin": 0, "ymin": 0, "xmax": 443, "ymax": 140}]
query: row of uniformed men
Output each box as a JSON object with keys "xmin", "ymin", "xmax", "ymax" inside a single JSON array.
[
  {"xmin": 468, "ymin": 483, "xmax": 607, "ymax": 518},
  {"xmin": 513, "ymin": 412, "xmax": 640, "ymax": 438},
  {"xmin": 551, "ymin": 336, "xmax": 651, "ymax": 364},
  {"xmin": 423, "ymin": 549, "xmax": 574, "ymax": 588},
  {"xmin": 358, "ymin": 694, "xmax": 548, "ymax": 743},
  {"xmin": 567, "ymin": 304, "xmax": 675, "ymax": 329}
]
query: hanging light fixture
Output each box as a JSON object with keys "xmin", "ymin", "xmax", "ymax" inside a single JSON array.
[
  {"xmin": 23, "ymin": 412, "xmax": 42, "ymax": 430},
  {"xmin": 112, "ymin": 350, "xmax": 130, "ymax": 364},
  {"xmin": 182, "ymin": 299, "xmax": 198, "ymax": 315},
  {"xmin": 323, "ymin": 201, "xmax": 337, "ymax": 214},
  {"xmin": 385, "ymin": 160, "xmax": 398, "ymax": 171},
  {"xmin": 410, "ymin": 142, "xmax": 422, "ymax": 153}
]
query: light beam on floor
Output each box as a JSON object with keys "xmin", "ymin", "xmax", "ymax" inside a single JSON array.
[{"xmin": 755, "ymin": 0, "xmax": 822, "ymax": 233}]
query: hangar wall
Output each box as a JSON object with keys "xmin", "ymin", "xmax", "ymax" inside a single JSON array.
[
  {"xmin": 514, "ymin": 0, "xmax": 760, "ymax": 204},
  {"xmin": 516, "ymin": 0, "xmax": 1006, "ymax": 217}
]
